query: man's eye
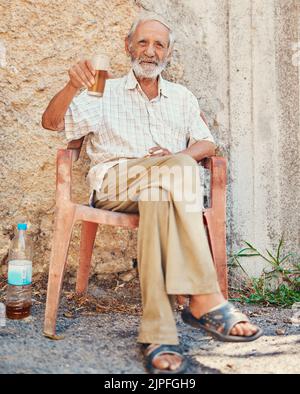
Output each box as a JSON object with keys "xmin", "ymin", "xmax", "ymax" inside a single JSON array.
[{"xmin": 155, "ymin": 42, "xmax": 165, "ymax": 48}]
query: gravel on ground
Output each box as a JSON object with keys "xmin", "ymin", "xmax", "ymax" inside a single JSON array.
[{"xmin": 0, "ymin": 274, "xmax": 299, "ymax": 374}]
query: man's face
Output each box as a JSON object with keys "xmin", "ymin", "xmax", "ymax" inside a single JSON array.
[{"xmin": 126, "ymin": 20, "xmax": 171, "ymax": 79}]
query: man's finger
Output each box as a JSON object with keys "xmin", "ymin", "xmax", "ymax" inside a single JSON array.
[
  {"xmin": 78, "ymin": 61, "xmax": 95, "ymax": 85},
  {"xmin": 149, "ymin": 147, "xmax": 163, "ymax": 154},
  {"xmin": 149, "ymin": 152, "xmax": 168, "ymax": 157},
  {"xmin": 85, "ymin": 60, "xmax": 96, "ymax": 77},
  {"xmin": 148, "ymin": 146, "xmax": 161, "ymax": 151},
  {"xmin": 74, "ymin": 64, "xmax": 93, "ymax": 87}
]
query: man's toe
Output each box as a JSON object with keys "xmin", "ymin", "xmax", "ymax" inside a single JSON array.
[
  {"xmin": 154, "ymin": 354, "xmax": 183, "ymax": 371},
  {"xmin": 170, "ymin": 360, "xmax": 182, "ymax": 371},
  {"xmin": 243, "ymin": 326, "xmax": 253, "ymax": 336},
  {"xmin": 153, "ymin": 356, "xmax": 169, "ymax": 370},
  {"xmin": 167, "ymin": 355, "xmax": 183, "ymax": 371},
  {"xmin": 242, "ymin": 323, "xmax": 258, "ymax": 336},
  {"xmin": 250, "ymin": 324, "xmax": 259, "ymax": 335},
  {"xmin": 231, "ymin": 327, "xmax": 238, "ymax": 335},
  {"xmin": 231, "ymin": 322, "xmax": 259, "ymax": 337},
  {"xmin": 235, "ymin": 324, "xmax": 244, "ymax": 336}
]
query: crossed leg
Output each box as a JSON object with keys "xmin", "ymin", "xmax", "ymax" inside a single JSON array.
[{"xmin": 95, "ymin": 154, "xmax": 260, "ymax": 372}]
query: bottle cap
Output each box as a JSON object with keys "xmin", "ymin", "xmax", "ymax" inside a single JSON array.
[{"xmin": 17, "ymin": 223, "xmax": 27, "ymax": 230}]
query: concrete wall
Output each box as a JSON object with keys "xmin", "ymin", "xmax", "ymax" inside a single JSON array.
[{"xmin": 0, "ymin": 0, "xmax": 299, "ymax": 279}]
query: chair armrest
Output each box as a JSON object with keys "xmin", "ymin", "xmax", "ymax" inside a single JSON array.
[
  {"xmin": 67, "ymin": 137, "xmax": 85, "ymax": 162},
  {"xmin": 55, "ymin": 137, "xmax": 85, "ymax": 204},
  {"xmin": 203, "ymin": 156, "xmax": 227, "ymax": 210}
]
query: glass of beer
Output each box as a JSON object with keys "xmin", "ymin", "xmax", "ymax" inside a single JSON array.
[{"xmin": 88, "ymin": 53, "xmax": 110, "ymax": 97}]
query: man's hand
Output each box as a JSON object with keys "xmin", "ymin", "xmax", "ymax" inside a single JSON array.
[
  {"xmin": 68, "ymin": 60, "xmax": 113, "ymax": 90},
  {"xmin": 42, "ymin": 59, "xmax": 113, "ymax": 132},
  {"xmin": 179, "ymin": 140, "xmax": 216, "ymax": 162},
  {"xmin": 146, "ymin": 146, "xmax": 172, "ymax": 157},
  {"xmin": 42, "ymin": 60, "xmax": 97, "ymax": 131},
  {"xmin": 68, "ymin": 60, "xmax": 96, "ymax": 90}
]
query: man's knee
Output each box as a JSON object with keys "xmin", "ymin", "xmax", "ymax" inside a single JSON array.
[
  {"xmin": 167, "ymin": 153, "xmax": 198, "ymax": 168},
  {"xmin": 160, "ymin": 157, "xmax": 202, "ymax": 210}
]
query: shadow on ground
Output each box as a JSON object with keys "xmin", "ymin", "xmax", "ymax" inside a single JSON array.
[{"xmin": 0, "ymin": 274, "xmax": 299, "ymax": 374}]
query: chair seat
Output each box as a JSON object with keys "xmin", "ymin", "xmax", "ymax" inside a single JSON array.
[
  {"xmin": 74, "ymin": 204, "xmax": 139, "ymax": 229},
  {"xmin": 79, "ymin": 203, "xmax": 208, "ymax": 229}
]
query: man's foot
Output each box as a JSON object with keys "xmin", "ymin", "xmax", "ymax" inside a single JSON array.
[
  {"xmin": 142, "ymin": 344, "xmax": 186, "ymax": 373},
  {"xmin": 188, "ymin": 293, "xmax": 259, "ymax": 337}
]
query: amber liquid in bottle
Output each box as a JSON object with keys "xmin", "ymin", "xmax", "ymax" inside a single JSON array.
[{"xmin": 6, "ymin": 302, "xmax": 31, "ymax": 320}]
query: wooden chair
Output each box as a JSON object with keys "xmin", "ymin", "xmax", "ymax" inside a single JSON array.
[{"xmin": 43, "ymin": 117, "xmax": 227, "ymax": 339}]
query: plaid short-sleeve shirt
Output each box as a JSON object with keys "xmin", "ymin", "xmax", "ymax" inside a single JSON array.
[{"xmin": 64, "ymin": 69, "xmax": 215, "ymax": 196}]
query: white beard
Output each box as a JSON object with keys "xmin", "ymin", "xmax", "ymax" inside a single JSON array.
[{"xmin": 131, "ymin": 58, "xmax": 168, "ymax": 79}]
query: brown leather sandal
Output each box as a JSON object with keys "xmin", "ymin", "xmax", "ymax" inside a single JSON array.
[{"xmin": 182, "ymin": 302, "xmax": 263, "ymax": 342}]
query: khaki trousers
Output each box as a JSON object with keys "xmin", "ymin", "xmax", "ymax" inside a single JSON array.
[{"xmin": 94, "ymin": 154, "xmax": 220, "ymax": 345}]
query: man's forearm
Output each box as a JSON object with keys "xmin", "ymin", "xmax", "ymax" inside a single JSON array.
[
  {"xmin": 42, "ymin": 81, "xmax": 79, "ymax": 131},
  {"xmin": 178, "ymin": 140, "xmax": 216, "ymax": 162}
]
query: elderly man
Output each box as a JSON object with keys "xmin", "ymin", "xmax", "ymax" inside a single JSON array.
[{"xmin": 42, "ymin": 14, "xmax": 262, "ymax": 374}]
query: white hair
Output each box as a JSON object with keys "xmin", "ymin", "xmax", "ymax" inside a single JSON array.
[{"xmin": 127, "ymin": 13, "xmax": 176, "ymax": 51}]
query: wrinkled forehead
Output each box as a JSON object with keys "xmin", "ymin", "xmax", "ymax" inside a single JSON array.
[{"xmin": 132, "ymin": 20, "xmax": 170, "ymax": 44}]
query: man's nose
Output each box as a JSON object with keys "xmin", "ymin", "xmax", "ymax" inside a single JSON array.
[{"xmin": 144, "ymin": 45, "xmax": 155, "ymax": 57}]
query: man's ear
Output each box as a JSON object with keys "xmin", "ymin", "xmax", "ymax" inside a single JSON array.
[
  {"xmin": 166, "ymin": 48, "xmax": 173, "ymax": 63},
  {"xmin": 125, "ymin": 37, "xmax": 131, "ymax": 57}
]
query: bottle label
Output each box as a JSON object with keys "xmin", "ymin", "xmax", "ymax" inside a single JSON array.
[{"xmin": 8, "ymin": 260, "xmax": 32, "ymax": 286}]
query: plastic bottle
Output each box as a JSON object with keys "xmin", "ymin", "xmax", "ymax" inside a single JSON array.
[{"xmin": 6, "ymin": 223, "xmax": 33, "ymax": 319}]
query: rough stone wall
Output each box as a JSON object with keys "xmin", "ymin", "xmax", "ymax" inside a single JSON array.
[
  {"xmin": 0, "ymin": 0, "xmax": 299, "ymax": 279},
  {"xmin": 0, "ymin": 0, "xmax": 140, "ymax": 277}
]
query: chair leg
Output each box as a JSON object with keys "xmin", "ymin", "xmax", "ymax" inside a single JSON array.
[
  {"xmin": 44, "ymin": 208, "xmax": 75, "ymax": 338},
  {"xmin": 75, "ymin": 221, "xmax": 98, "ymax": 294},
  {"xmin": 204, "ymin": 212, "xmax": 228, "ymax": 299}
]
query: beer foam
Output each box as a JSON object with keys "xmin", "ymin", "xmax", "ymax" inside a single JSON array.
[{"xmin": 91, "ymin": 53, "xmax": 110, "ymax": 70}]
